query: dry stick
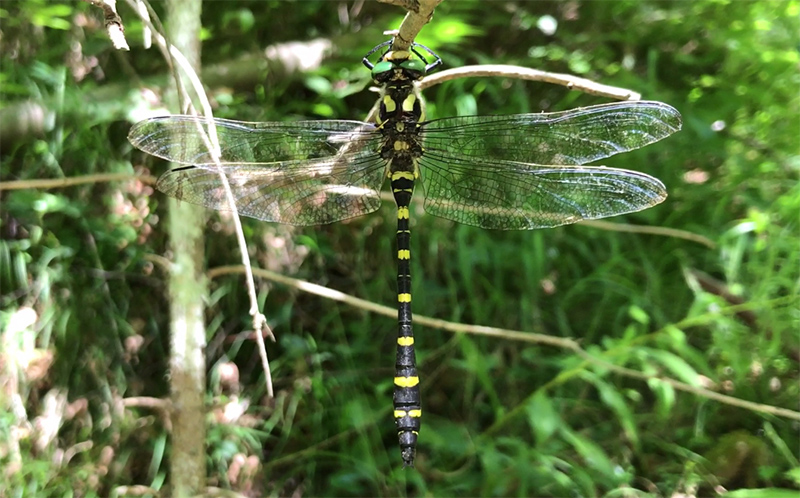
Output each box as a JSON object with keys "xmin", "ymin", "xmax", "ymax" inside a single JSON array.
[
  {"xmin": 207, "ymin": 265, "xmax": 800, "ymax": 423},
  {"xmin": 82, "ymin": 0, "xmax": 130, "ymax": 50},
  {"xmin": 379, "ymin": 0, "xmax": 443, "ymax": 51},
  {"xmin": 130, "ymin": 0, "xmax": 182, "ymax": 102},
  {"xmin": 0, "ymin": 173, "xmax": 157, "ymax": 190},
  {"xmin": 124, "ymin": 0, "xmax": 273, "ymax": 397},
  {"xmin": 422, "ymin": 64, "xmax": 642, "ymax": 101},
  {"xmin": 579, "ymin": 220, "xmax": 716, "ymax": 249}
]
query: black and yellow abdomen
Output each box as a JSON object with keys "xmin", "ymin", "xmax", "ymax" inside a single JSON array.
[
  {"xmin": 391, "ymin": 166, "xmax": 421, "ymax": 467},
  {"xmin": 371, "ymin": 46, "xmax": 430, "ymax": 467}
]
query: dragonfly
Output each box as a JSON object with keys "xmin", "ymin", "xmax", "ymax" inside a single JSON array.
[{"xmin": 128, "ymin": 40, "xmax": 682, "ymax": 467}]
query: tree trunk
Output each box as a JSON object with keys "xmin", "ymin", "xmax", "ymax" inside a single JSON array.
[{"xmin": 164, "ymin": 0, "xmax": 207, "ymax": 495}]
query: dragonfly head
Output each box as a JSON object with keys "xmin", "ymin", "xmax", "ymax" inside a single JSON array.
[
  {"xmin": 363, "ymin": 41, "xmax": 442, "ymax": 84},
  {"xmin": 371, "ymin": 53, "xmax": 427, "ymax": 84}
]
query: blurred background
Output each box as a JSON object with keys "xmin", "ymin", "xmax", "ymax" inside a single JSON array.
[{"xmin": 1, "ymin": 0, "xmax": 798, "ymax": 496}]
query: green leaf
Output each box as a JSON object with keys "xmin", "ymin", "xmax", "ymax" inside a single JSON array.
[
  {"xmin": 644, "ymin": 348, "xmax": 701, "ymax": 386},
  {"xmin": 628, "ymin": 305, "xmax": 650, "ymax": 325},
  {"xmin": 646, "ymin": 378, "xmax": 676, "ymax": 418},
  {"xmin": 581, "ymin": 371, "xmax": 639, "ymax": 448},
  {"xmin": 455, "ymin": 93, "xmax": 477, "ymax": 116},
  {"xmin": 560, "ymin": 427, "xmax": 616, "ymax": 481},
  {"xmin": 430, "ymin": 19, "xmax": 483, "ymax": 43},
  {"xmin": 305, "ymin": 75, "xmax": 332, "ymax": 95},
  {"xmin": 312, "ymin": 103, "xmax": 334, "ymax": 118},
  {"xmin": 39, "ymin": 4, "xmax": 72, "ymax": 16},
  {"xmin": 725, "ymin": 489, "xmax": 800, "ymax": 498},
  {"xmin": 525, "ymin": 390, "xmax": 561, "ymax": 445},
  {"xmin": 31, "ymin": 3, "xmax": 73, "ymax": 30},
  {"xmin": 786, "ymin": 467, "xmax": 800, "ymax": 486}
]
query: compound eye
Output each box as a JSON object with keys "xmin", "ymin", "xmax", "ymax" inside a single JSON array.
[
  {"xmin": 371, "ymin": 60, "xmax": 395, "ymax": 79},
  {"xmin": 400, "ymin": 59, "xmax": 426, "ymax": 75}
]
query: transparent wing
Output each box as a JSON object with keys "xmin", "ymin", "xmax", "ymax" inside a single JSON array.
[
  {"xmin": 420, "ymin": 151, "xmax": 667, "ymax": 230},
  {"xmin": 128, "ymin": 116, "xmax": 387, "ymax": 224},
  {"xmin": 420, "ymin": 101, "xmax": 681, "ymax": 165},
  {"xmin": 128, "ymin": 116, "xmax": 381, "ymax": 165},
  {"xmin": 155, "ymin": 152, "xmax": 387, "ymax": 225}
]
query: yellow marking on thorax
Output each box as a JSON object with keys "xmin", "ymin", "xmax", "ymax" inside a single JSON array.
[
  {"xmin": 394, "ymin": 140, "xmax": 408, "ymax": 151},
  {"xmin": 392, "ymin": 171, "xmax": 415, "ymax": 181},
  {"xmin": 395, "ymin": 122, "xmax": 405, "ymax": 132},
  {"xmin": 398, "ymin": 249, "xmax": 410, "ymax": 260},
  {"xmin": 394, "ymin": 376, "xmax": 419, "ymax": 388},
  {"xmin": 402, "ymin": 94, "xmax": 417, "ymax": 112},
  {"xmin": 397, "ymin": 207, "xmax": 410, "ymax": 219},
  {"xmin": 383, "ymin": 95, "xmax": 397, "ymax": 113},
  {"xmin": 398, "ymin": 293, "xmax": 411, "ymax": 303},
  {"xmin": 397, "ymin": 336, "xmax": 414, "ymax": 346}
]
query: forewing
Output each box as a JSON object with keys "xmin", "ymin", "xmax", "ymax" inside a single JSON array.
[
  {"xmin": 420, "ymin": 101, "xmax": 681, "ymax": 165},
  {"xmin": 420, "ymin": 151, "xmax": 666, "ymax": 230},
  {"xmin": 128, "ymin": 116, "xmax": 380, "ymax": 165},
  {"xmin": 156, "ymin": 150, "xmax": 387, "ymax": 225}
]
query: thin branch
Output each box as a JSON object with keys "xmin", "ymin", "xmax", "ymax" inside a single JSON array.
[
  {"xmin": 125, "ymin": 0, "xmax": 274, "ymax": 396},
  {"xmin": 122, "ymin": 396, "xmax": 171, "ymax": 412},
  {"xmin": 207, "ymin": 264, "xmax": 800, "ymax": 422},
  {"xmin": 82, "ymin": 0, "xmax": 130, "ymax": 50},
  {"xmin": 0, "ymin": 173, "xmax": 157, "ymax": 190},
  {"xmin": 378, "ymin": 0, "xmax": 442, "ymax": 51},
  {"xmin": 578, "ymin": 220, "xmax": 716, "ymax": 248},
  {"xmin": 421, "ymin": 64, "xmax": 642, "ymax": 101},
  {"xmin": 133, "ymin": 0, "xmax": 152, "ymax": 49},
  {"xmin": 111, "ymin": 485, "xmax": 160, "ymax": 497}
]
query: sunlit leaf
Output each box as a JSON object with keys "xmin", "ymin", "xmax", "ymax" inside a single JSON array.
[
  {"xmin": 525, "ymin": 390, "xmax": 561, "ymax": 445},
  {"xmin": 644, "ymin": 348, "xmax": 701, "ymax": 387}
]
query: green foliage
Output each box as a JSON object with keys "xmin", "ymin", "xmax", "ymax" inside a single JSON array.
[{"xmin": 1, "ymin": 0, "xmax": 798, "ymax": 496}]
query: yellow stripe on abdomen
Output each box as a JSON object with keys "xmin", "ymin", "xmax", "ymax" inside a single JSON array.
[{"xmin": 394, "ymin": 376, "xmax": 420, "ymax": 388}]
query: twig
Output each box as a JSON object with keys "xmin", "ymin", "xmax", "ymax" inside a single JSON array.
[
  {"xmin": 378, "ymin": 0, "xmax": 442, "ymax": 51},
  {"xmin": 421, "ymin": 64, "xmax": 642, "ymax": 101},
  {"xmin": 0, "ymin": 173, "xmax": 157, "ymax": 190},
  {"xmin": 578, "ymin": 220, "xmax": 716, "ymax": 248},
  {"xmin": 133, "ymin": 0, "xmax": 152, "ymax": 49},
  {"xmin": 207, "ymin": 265, "xmax": 800, "ymax": 422},
  {"xmin": 122, "ymin": 396, "xmax": 170, "ymax": 411},
  {"xmin": 82, "ymin": 0, "xmax": 130, "ymax": 50},
  {"xmin": 111, "ymin": 485, "xmax": 160, "ymax": 497},
  {"xmin": 125, "ymin": 0, "xmax": 273, "ymax": 396}
]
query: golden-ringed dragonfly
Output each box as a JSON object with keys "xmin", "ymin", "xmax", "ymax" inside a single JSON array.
[{"xmin": 128, "ymin": 40, "xmax": 682, "ymax": 467}]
